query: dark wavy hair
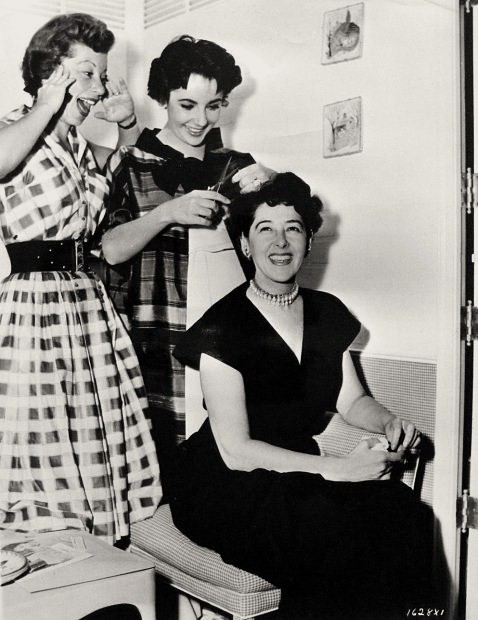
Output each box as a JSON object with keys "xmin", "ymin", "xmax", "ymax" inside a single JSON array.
[
  {"xmin": 228, "ymin": 172, "xmax": 323, "ymax": 247},
  {"xmin": 147, "ymin": 35, "xmax": 242, "ymax": 105},
  {"xmin": 22, "ymin": 13, "xmax": 115, "ymax": 97}
]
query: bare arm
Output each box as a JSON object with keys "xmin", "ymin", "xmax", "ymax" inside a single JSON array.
[
  {"xmin": 0, "ymin": 67, "xmax": 74, "ymax": 179},
  {"xmin": 337, "ymin": 351, "xmax": 421, "ymax": 451},
  {"xmin": 102, "ymin": 200, "xmax": 178, "ymax": 265},
  {"xmin": 102, "ymin": 189, "xmax": 231, "ymax": 265},
  {"xmin": 91, "ymin": 121, "xmax": 140, "ymax": 171},
  {"xmin": 200, "ymin": 353, "xmax": 404, "ymax": 482},
  {"xmin": 90, "ymin": 77, "xmax": 140, "ymax": 170},
  {"xmin": 116, "ymin": 122, "xmax": 140, "ymax": 148}
]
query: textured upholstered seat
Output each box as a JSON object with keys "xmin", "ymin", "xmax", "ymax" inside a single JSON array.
[
  {"xmin": 131, "ymin": 504, "xmax": 280, "ymax": 619},
  {"xmin": 130, "ymin": 414, "xmax": 420, "ymax": 619}
]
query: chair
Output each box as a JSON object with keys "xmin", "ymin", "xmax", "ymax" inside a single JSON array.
[{"xmin": 129, "ymin": 414, "xmax": 421, "ymax": 620}]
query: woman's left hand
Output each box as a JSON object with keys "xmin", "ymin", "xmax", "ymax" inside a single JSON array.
[
  {"xmin": 384, "ymin": 416, "xmax": 421, "ymax": 452},
  {"xmin": 232, "ymin": 163, "xmax": 275, "ymax": 194},
  {"xmin": 94, "ymin": 78, "xmax": 135, "ymax": 125}
]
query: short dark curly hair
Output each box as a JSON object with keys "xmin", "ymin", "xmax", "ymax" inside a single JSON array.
[
  {"xmin": 147, "ymin": 35, "xmax": 242, "ymax": 105},
  {"xmin": 228, "ymin": 172, "xmax": 323, "ymax": 246},
  {"xmin": 22, "ymin": 13, "xmax": 115, "ymax": 97}
]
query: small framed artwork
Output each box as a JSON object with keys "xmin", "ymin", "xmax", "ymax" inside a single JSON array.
[
  {"xmin": 323, "ymin": 96, "xmax": 362, "ymax": 158},
  {"xmin": 322, "ymin": 3, "xmax": 364, "ymax": 65}
]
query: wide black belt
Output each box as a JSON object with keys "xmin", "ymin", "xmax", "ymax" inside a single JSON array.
[{"xmin": 6, "ymin": 239, "xmax": 90, "ymax": 273}]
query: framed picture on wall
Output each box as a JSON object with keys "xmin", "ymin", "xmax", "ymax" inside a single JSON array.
[
  {"xmin": 322, "ymin": 3, "xmax": 364, "ymax": 65},
  {"xmin": 323, "ymin": 96, "xmax": 362, "ymax": 158}
]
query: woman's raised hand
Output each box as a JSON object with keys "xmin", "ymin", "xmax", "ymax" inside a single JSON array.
[
  {"xmin": 35, "ymin": 66, "xmax": 75, "ymax": 116},
  {"xmin": 95, "ymin": 78, "xmax": 135, "ymax": 125},
  {"xmin": 323, "ymin": 439, "xmax": 404, "ymax": 482},
  {"xmin": 232, "ymin": 163, "xmax": 276, "ymax": 194},
  {"xmin": 160, "ymin": 190, "xmax": 231, "ymax": 227}
]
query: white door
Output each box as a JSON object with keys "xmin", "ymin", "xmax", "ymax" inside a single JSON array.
[
  {"xmin": 464, "ymin": 4, "xmax": 478, "ymax": 618},
  {"xmin": 467, "ymin": 371, "xmax": 478, "ymax": 616}
]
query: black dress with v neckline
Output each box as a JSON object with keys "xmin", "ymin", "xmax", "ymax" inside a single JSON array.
[
  {"xmin": 170, "ymin": 283, "xmax": 433, "ymax": 618},
  {"xmin": 174, "ymin": 282, "xmax": 354, "ymax": 452}
]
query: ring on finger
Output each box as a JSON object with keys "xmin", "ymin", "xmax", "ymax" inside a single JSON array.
[{"xmin": 253, "ymin": 178, "xmax": 261, "ymax": 189}]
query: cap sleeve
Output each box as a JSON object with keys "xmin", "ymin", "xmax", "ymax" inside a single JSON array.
[
  {"xmin": 174, "ymin": 294, "xmax": 242, "ymax": 371},
  {"xmin": 302, "ymin": 289, "xmax": 360, "ymax": 358},
  {"xmin": 307, "ymin": 290, "xmax": 361, "ymax": 354}
]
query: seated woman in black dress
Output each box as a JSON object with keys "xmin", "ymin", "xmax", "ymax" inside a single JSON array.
[{"xmin": 170, "ymin": 172, "xmax": 430, "ymax": 619}]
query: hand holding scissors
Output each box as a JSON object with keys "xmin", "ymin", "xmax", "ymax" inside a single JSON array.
[
  {"xmin": 158, "ymin": 156, "xmax": 233, "ymax": 228},
  {"xmin": 160, "ymin": 189, "xmax": 230, "ymax": 228}
]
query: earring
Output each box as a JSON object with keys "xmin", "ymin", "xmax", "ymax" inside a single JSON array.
[
  {"xmin": 243, "ymin": 248, "xmax": 251, "ymax": 260},
  {"xmin": 307, "ymin": 239, "xmax": 313, "ymax": 253}
]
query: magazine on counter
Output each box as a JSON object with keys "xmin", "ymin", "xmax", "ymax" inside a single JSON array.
[{"xmin": 1, "ymin": 530, "xmax": 92, "ymax": 584}]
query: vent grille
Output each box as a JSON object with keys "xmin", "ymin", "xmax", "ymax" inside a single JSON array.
[
  {"xmin": 0, "ymin": 0, "xmax": 125, "ymax": 29},
  {"xmin": 189, "ymin": 0, "xmax": 222, "ymax": 10},
  {"xmin": 1, "ymin": 0, "xmax": 225, "ymax": 29},
  {"xmin": 64, "ymin": 0, "xmax": 125, "ymax": 30},
  {"xmin": 144, "ymin": 0, "xmax": 186, "ymax": 27},
  {"xmin": 144, "ymin": 0, "xmax": 223, "ymax": 28},
  {"xmin": 351, "ymin": 352, "xmax": 436, "ymax": 507},
  {"xmin": 0, "ymin": 0, "xmax": 61, "ymax": 18}
]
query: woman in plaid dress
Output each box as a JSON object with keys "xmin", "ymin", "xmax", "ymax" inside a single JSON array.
[
  {"xmin": 0, "ymin": 14, "xmax": 161, "ymax": 543},
  {"xmin": 103, "ymin": 36, "xmax": 274, "ymax": 492}
]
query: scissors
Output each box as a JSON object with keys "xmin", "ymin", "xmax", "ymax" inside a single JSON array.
[
  {"xmin": 207, "ymin": 155, "xmax": 235, "ymax": 194},
  {"xmin": 207, "ymin": 155, "xmax": 237, "ymax": 225}
]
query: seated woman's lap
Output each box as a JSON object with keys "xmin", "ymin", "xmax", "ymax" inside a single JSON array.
[{"xmin": 171, "ymin": 461, "xmax": 425, "ymax": 592}]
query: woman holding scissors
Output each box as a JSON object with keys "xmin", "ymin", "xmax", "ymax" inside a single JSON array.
[{"xmin": 102, "ymin": 35, "xmax": 273, "ymax": 487}]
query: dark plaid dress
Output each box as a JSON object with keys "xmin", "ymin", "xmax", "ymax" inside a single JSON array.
[
  {"xmin": 0, "ymin": 106, "xmax": 161, "ymax": 543},
  {"xmin": 105, "ymin": 128, "xmax": 254, "ymax": 484}
]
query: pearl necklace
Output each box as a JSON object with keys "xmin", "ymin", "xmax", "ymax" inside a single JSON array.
[{"xmin": 249, "ymin": 279, "xmax": 299, "ymax": 306}]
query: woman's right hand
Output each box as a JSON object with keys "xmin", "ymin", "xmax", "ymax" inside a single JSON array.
[
  {"xmin": 323, "ymin": 439, "xmax": 405, "ymax": 482},
  {"xmin": 0, "ymin": 65, "xmax": 76, "ymax": 179},
  {"xmin": 159, "ymin": 189, "xmax": 231, "ymax": 227},
  {"xmin": 35, "ymin": 66, "xmax": 75, "ymax": 116}
]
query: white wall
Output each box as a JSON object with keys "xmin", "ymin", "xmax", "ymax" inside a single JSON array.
[
  {"xmin": 0, "ymin": 0, "xmax": 463, "ymax": 601},
  {"xmin": 141, "ymin": 0, "xmax": 460, "ymax": 362},
  {"xmin": 0, "ymin": 0, "xmax": 459, "ymax": 362},
  {"xmin": 0, "ymin": 10, "xmax": 46, "ymax": 112}
]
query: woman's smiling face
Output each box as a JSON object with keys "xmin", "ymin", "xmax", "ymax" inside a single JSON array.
[
  {"xmin": 59, "ymin": 42, "xmax": 108, "ymax": 126},
  {"xmin": 164, "ymin": 73, "xmax": 224, "ymax": 151},
  {"xmin": 242, "ymin": 203, "xmax": 308, "ymax": 292}
]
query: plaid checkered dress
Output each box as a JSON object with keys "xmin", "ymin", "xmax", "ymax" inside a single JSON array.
[
  {"xmin": 105, "ymin": 129, "xmax": 254, "ymax": 469},
  {"xmin": 0, "ymin": 107, "xmax": 161, "ymax": 543}
]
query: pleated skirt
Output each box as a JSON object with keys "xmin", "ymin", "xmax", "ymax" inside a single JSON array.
[{"xmin": 0, "ymin": 270, "xmax": 162, "ymax": 543}]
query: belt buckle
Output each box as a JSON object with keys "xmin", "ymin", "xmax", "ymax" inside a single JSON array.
[{"xmin": 74, "ymin": 239, "xmax": 85, "ymax": 271}]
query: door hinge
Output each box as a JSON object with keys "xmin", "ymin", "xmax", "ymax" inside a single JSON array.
[
  {"xmin": 466, "ymin": 0, "xmax": 478, "ymax": 13},
  {"xmin": 463, "ymin": 168, "xmax": 478, "ymax": 213},
  {"xmin": 457, "ymin": 490, "xmax": 478, "ymax": 532},
  {"xmin": 461, "ymin": 301, "xmax": 478, "ymax": 345}
]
